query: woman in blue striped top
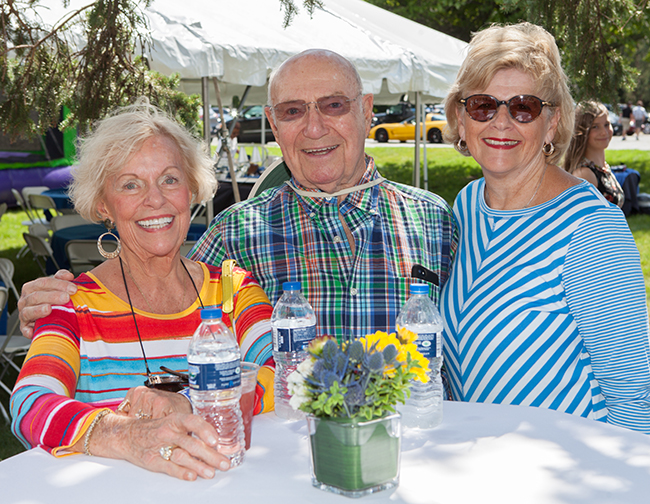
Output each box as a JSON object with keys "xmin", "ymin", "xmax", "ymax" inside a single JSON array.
[{"xmin": 440, "ymin": 23, "xmax": 650, "ymax": 434}]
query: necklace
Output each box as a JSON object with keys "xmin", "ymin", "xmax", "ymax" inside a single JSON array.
[
  {"xmin": 485, "ymin": 164, "xmax": 548, "ymax": 209},
  {"xmin": 125, "ymin": 262, "xmax": 185, "ymax": 313},
  {"xmin": 118, "ymin": 257, "xmax": 204, "ymax": 381}
]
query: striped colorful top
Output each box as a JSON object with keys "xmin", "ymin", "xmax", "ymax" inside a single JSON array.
[
  {"xmin": 191, "ymin": 156, "xmax": 458, "ymax": 343},
  {"xmin": 11, "ymin": 262, "xmax": 274, "ymax": 454},
  {"xmin": 440, "ymin": 179, "xmax": 650, "ymax": 433}
]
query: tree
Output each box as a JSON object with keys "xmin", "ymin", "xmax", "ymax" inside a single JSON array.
[
  {"xmin": 364, "ymin": 0, "xmax": 522, "ymax": 43},
  {"xmin": 366, "ymin": 0, "xmax": 650, "ymax": 104},
  {"xmin": 0, "ymin": 0, "xmax": 201, "ymax": 139}
]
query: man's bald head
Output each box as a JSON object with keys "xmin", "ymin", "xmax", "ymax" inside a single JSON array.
[{"xmin": 268, "ymin": 49, "xmax": 363, "ymax": 107}]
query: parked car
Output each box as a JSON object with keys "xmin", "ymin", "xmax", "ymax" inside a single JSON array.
[
  {"xmin": 368, "ymin": 113, "xmax": 447, "ymax": 143},
  {"xmin": 210, "ymin": 107, "xmax": 234, "ymax": 136},
  {"xmin": 372, "ymin": 102, "xmax": 415, "ymax": 126},
  {"xmin": 226, "ymin": 105, "xmax": 275, "ymax": 143}
]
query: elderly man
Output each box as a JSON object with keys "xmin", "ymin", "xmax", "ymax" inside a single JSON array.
[{"xmin": 19, "ymin": 49, "xmax": 457, "ymax": 343}]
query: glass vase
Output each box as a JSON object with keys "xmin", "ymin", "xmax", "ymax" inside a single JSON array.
[{"xmin": 306, "ymin": 412, "xmax": 401, "ymax": 498}]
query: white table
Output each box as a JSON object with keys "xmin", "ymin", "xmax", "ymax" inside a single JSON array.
[{"xmin": 1, "ymin": 401, "xmax": 649, "ymax": 503}]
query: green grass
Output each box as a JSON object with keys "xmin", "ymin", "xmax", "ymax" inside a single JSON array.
[{"xmin": 0, "ymin": 146, "xmax": 648, "ymax": 460}]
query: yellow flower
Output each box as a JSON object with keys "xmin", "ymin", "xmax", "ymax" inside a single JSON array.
[{"xmin": 396, "ymin": 325, "xmax": 418, "ymax": 345}]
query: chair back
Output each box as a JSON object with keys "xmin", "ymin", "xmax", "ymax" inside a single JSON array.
[
  {"xmin": 65, "ymin": 240, "xmax": 111, "ymax": 275},
  {"xmin": 23, "ymin": 232, "xmax": 59, "ymax": 273},
  {"xmin": 28, "ymin": 193, "xmax": 59, "ymax": 213},
  {"xmin": 247, "ymin": 158, "xmax": 292, "ymax": 199},
  {"xmin": 0, "ymin": 258, "xmax": 20, "ymax": 301},
  {"xmin": 51, "ymin": 214, "xmax": 92, "ymax": 232},
  {"xmin": 21, "ymin": 186, "xmax": 49, "ymax": 209},
  {"xmin": 0, "ymin": 287, "xmax": 7, "ymax": 316},
  {"xmin": 28, "ymin": 222, "xmax": 50, "ymax": 239},
  {"xmin": 0, "ymin": 287, "xmax": 30, "ymax": 423},
  {"xmin": 11, "ymin": 188, "xmax": 37, "ymax": 223}
]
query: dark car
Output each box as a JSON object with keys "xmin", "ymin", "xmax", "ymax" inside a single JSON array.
[
  {"xmin": 226, "ymin": 105, "xmax": 275, "ymax": 143},
  {"xmin": 209, "ymin": 107, "xmax": 234, "ymax": 136},
  {"xmin": 372, "ymin": 102, "xmax": 415, "ymax": 126}
]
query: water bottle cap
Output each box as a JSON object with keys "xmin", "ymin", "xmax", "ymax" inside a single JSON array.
[
  {"xmin": 409, "ymin": 283, "xmax": 429, "ymax": 295},
  {"xmin": 282, "ymin": 281, "xmax": 301, "ymax": 291},
  {"xmin": 200, "ymin": 308, "xmax": 222, "ymax": 320}
]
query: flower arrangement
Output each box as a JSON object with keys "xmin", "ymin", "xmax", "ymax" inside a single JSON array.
[{"xmin": 288, "ymin": 328, "xmax": 430, "ymax": 420}]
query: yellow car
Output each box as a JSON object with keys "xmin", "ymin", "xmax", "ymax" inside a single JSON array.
[{"xmin": 368, "ymin": 113, "xmax": 447, "ymax": 143}]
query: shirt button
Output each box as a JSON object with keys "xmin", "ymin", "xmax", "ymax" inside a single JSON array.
[
  {"xmin": 333, "ymin": 236, "xmax": 341, "ymax": 243},
  {"xmin": 350, "ymin": 288, "xmax": 358, "ymax": 296},
  {"xmin": 309, "ymin": 212, "xmax": 315, "ymax": 218}
]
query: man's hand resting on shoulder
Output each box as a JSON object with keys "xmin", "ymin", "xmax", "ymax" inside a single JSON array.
[{"xmin": 18, "ymin": 270, "xmax": 78, "ymax": 339}]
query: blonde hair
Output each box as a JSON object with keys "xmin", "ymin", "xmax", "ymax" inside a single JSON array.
[
  {"xmin": 70, "ymin": 100, "xmax": 217, "ymax": 222},
  {"xmin": 443, "ymin": 23, "xmax": 574, "ymax": 166},
  {"xmin": 563, "ymin": 101, "xmax": 609, "ymax": 174}
]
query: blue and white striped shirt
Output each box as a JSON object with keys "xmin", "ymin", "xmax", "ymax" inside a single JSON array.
[{"xmin": 441, "ymin": 178, "xmax": 650, "ymax": 434}]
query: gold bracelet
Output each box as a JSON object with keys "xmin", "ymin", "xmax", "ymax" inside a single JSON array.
[{"xmin": 83, "ymin": 409, "xmax": 111, "ymax": 456}]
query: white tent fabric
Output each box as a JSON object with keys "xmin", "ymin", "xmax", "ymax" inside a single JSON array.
[{"xmin": 34, "ymin": 0, "xmax": 467, "ymax": 105}]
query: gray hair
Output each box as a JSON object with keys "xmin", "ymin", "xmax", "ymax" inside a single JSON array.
[{"xmin": 70, "ymin": 100, "xmax": 217, "ymax": 222}]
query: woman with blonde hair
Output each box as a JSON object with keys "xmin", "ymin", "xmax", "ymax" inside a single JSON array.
[
  {"xmin": 441, "ymin": 23, "xmax": 650, "ymax": 434},
  {"xmin": 12, "ymin": 102, "xmax": 275, "ymax": 479},
  {"xmin": 563, "ymin": 101, "xmax": 624, "ymax": 208}
]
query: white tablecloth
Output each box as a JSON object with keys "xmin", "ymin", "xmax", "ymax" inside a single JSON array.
[{"xmin": 1, "ymin": 401, "xmax": 649, "ymax": 503}]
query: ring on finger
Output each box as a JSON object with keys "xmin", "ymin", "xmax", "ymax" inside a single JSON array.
[
  {"xmin": 116, "ymin": 399, "xmax": 130, "ymax": 414},
  {"xmin": 135, "ymin": 409, "xmax": 151, "ymax": 420},
  {"xmin": 160, "ymin": 445, "xmax": 176, "ymax": 461}
]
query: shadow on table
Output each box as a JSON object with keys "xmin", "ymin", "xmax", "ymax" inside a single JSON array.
[{"xmin": 400, "ymin": 401, "xmax": 650, "ymax": 503}]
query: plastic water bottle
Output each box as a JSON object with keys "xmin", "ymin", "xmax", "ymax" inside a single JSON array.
[
  {"xmin": 188, "ymin": 308, "xmax": 245, "ymax": 467},
  {"xmin": 396, "ymin": 283, "xmax": 444, "ymax": 429},
  {"xmin": 271, "ymin": 281, "xmax": 317, "ymax": 420}
]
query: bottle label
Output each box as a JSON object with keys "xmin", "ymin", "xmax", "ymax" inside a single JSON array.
[
  {"xmin": 273, "ymin": 325, "xmax": 317, "ymax": 352},
  {"xmin": 188, "ymin": 359, "xmax": 241, "ymax": 390},
  {"xmin": 414, "ymin": 332, "xmax": 442, "ymax": 359}
]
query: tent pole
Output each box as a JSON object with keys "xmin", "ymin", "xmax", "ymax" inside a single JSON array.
[
  {"xmin": 201, "ymin": 77, "xmax": 215, "ymax": 224},
  {"xmin": 414, "ymin": 92, "xmax": 421, "ymax": 188},
  {"xmin": 212, "ymin": 77, "xmax": 241, "ymax": 206},
  {"xmin": 422, "ymin": 100, "xmax": 428, "ymax": 191}
]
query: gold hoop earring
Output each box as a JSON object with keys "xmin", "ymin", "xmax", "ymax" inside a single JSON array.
[
  {"xmin": 97, "ymin": 219, "xmax": 122, "ymax": 259},
  {"xmin": 456, "ymin": 138, "xmax": 468, "ymax": 152},
  {"xmin": 542, "ymin": 142, "xmax": 555, "ymax": 157}
]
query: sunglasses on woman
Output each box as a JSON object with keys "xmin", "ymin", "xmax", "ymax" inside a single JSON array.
[
  {"xmin": 271, "ymin": 94, "xmax": 361, "ymax": 122},
  {"xmin": 459, "ymin": 94, "xmax": 553, "ymax": 123}
]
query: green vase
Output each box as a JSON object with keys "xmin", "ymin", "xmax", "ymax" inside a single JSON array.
[{"xmin": 306, "ymin": 413, "xmax": 401, "ymax": 498}]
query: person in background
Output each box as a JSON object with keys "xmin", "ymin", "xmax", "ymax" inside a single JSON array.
[
  {"xmin": 11, "ymin": 103, "xmax": 274, "ymax": 480},
  {"xmin": 620, "ymin": 102, "xmax": 633, "ymax": 139},
  {"xmin": 18, "ymin": 49, "xmax": 458, "ymax": 344},
  {"xmin": 632, "ymin": 100, "xmax": 648, "ymax": 140},
  {"xmin": 442, "ymin": 22, "xmax": 650, "ymax": 434},
  {"xmin": 563, "ymin": 101, "xmax": 624, "ymax": 209}
]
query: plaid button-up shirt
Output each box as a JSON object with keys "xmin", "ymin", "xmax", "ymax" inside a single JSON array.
[{"xmin": 191, "ymin": 157, "xmax": 458, "ymax": 342}]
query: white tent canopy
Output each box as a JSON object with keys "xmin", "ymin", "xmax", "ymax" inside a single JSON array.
[{"xmin": 35, "ymin": 0, "xmax": 467, "ymax": 106}]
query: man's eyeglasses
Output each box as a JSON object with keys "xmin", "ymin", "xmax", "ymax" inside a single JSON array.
[
  {"xmin": 459, "ymin": 94, "xmax": 553, "ymax": 124},
  {"xmin": 271, "ymin": 94, "xmax": 361, "ymax": 122}
]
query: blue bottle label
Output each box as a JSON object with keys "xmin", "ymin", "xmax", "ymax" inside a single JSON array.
[
  {"xmin": 273, "ymin": 325, "xmax": 317, "ymax": 352},
  {"xmin": 188, "ymin": 360, "xmax": 241, "ymax": 390},
  {"xmin": 415, "ymin": 332, "xmax": 441, "ymax": 359}
]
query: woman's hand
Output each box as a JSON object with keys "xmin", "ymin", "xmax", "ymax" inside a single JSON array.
[
  {"xmin": 117, "ymin": 386, "xmax": 192, "ymax": 419},
  {"xmin": 82, "ymin": 412, "xmax": 231, "ymax": 481}
]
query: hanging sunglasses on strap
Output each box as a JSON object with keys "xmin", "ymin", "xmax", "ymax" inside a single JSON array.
[{"xmin": 459, "ymin": 94, "xmax": 554, "ymax": 123}]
